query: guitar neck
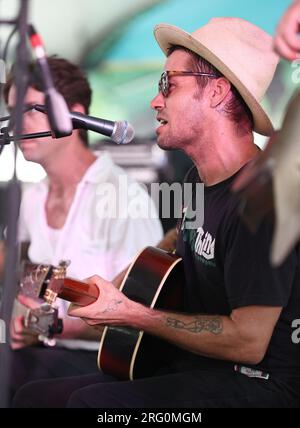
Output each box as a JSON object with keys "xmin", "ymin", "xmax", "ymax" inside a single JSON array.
[{"xmin": 53, "ymin": 277, "xmax": 99, "ymax": 306}]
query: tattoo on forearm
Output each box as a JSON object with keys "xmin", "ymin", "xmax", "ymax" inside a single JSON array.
[
  {"xmin": 166, "ymin": 316, "xmax": 223, "ymax": 334},
  {"xmin": 101, "ymin": 299, "xmax": 122, "ymax": 313}
]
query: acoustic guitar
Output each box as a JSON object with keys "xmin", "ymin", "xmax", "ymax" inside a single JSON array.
[{"xmin": 24, "ymin": 246, "xmax": 185, "ymax": 380}]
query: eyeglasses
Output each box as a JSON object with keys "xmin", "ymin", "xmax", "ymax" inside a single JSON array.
[{"xmin": 158, "ymin": 70, "xmax": 219, "ymax": 97}]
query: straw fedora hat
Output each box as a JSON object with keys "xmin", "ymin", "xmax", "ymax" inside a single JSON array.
[{"xmin": 154, "ymin": 17, "xmax": 279, "ymax": 136}]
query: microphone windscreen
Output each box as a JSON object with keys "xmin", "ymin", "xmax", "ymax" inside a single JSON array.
[{"xmin": 112, "ymin": 121, "xmax": 135, "ymax": 144}]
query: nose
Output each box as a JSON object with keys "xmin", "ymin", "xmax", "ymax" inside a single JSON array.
[
  {"xmin": 21, "ymin": 112, "xmax": 31, "ymax": 133},
  {"xmin": 150, "ymin": 91, "xmax": 165, "ymax": 111}
]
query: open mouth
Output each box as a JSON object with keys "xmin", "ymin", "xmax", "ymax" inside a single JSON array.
[{"xmin": 157, "ymin": 118, "xmax": 168, "ymax": 126}]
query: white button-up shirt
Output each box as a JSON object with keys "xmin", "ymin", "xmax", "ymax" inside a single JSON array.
[{"xmin": 19, "ymin": 152, "xmax": 163, "ymax": 349}]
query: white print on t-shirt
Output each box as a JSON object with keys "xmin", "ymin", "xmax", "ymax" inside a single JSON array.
[
  {"xmin": 291, "ymin": 319, "xmax": 300, "ymax": 344},
  {"xmin": 194, "ymin": 227, "xmax": 215, "ymax": 261}
]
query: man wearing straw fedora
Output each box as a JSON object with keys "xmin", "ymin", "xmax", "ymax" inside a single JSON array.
[{"xmin": 13, "ymin": 18, "xmax": 300, "ymax": 408}]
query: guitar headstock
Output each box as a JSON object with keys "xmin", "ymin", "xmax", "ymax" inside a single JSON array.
[
  {"xmin": 19, "ymin": 260, "xmax": 70, "ymax": 304},
  {"xmin": 20, "ymin": 260, "xmax": 99, "ymax": 307},
  {"xmin": 43, "ymin": 260, "xmax": 70, "ymax": 305}
]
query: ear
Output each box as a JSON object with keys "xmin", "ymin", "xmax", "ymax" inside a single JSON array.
[
  {"xmin": 209, "ymin": 78, "xmax": 231, "ymax": 108},
  {"xmin": 70, "ymin": 102, "xmax": 86, "ymax": 114}
]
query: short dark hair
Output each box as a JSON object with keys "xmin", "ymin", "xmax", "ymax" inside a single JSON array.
[
  {"xmin": 167, "ymin": 45, "xmax": 254, "ymax": 134},
  {"xmin": 4, "ymin": 56, "xmax": 92, "ymax": 146}
]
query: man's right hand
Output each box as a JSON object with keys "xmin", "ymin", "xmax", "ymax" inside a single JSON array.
[
  {"xmin": 10, "ymin": 316, "xmax": 40, "ymax": 350},
  {"xmin": 10, "ymin": 295, "xmax": 41, "ymax": 350}
]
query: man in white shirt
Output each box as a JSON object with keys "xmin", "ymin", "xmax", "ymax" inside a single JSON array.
[{"xmin": 3, "ymin": 57, "xmax": 163, "ymax": 397}]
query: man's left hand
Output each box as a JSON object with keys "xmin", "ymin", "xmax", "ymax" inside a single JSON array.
[{"xmin": 68, "ymin": 275, "xmax": 136, "ymax": 327}]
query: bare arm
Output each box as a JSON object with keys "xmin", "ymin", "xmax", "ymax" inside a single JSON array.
[
  {"xmin": 68, "ymin": 276, "xmax": 282, "ymax": 365},
  {"xmin": 130, "ymin": 305, "xmax": 281, "ymax": 365}
]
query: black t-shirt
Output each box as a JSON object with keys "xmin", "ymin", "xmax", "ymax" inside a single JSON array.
[{"xmin": 176, "ymin": 166, "xmax": 300, "ymax": 381}]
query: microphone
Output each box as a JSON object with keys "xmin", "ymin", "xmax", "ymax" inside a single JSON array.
[
  {"xmin": 33, "ymin": 104, "xmax": 135, "ymax": 144},
  {"xmin": 28, "ymin": 25, "xmax": 73, "ymax": 138}
]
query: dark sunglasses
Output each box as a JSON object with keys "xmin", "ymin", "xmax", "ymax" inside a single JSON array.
[{"xmin": 158, "ymin": 70, "xmax": 219, "ymax": 97}]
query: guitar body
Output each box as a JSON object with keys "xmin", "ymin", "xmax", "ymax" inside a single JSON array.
[{"xmin": 98, "ymin": 246, "xmax": 185, "ymax": 380}]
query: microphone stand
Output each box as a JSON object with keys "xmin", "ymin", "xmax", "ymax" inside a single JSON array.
[
  {"xmin": 0, "ymin": 0, "xmax": 31, "ymax": 408},
  {"xmin": 0, "ymin": 130, "xmax": 53, "ymax": 145}
]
